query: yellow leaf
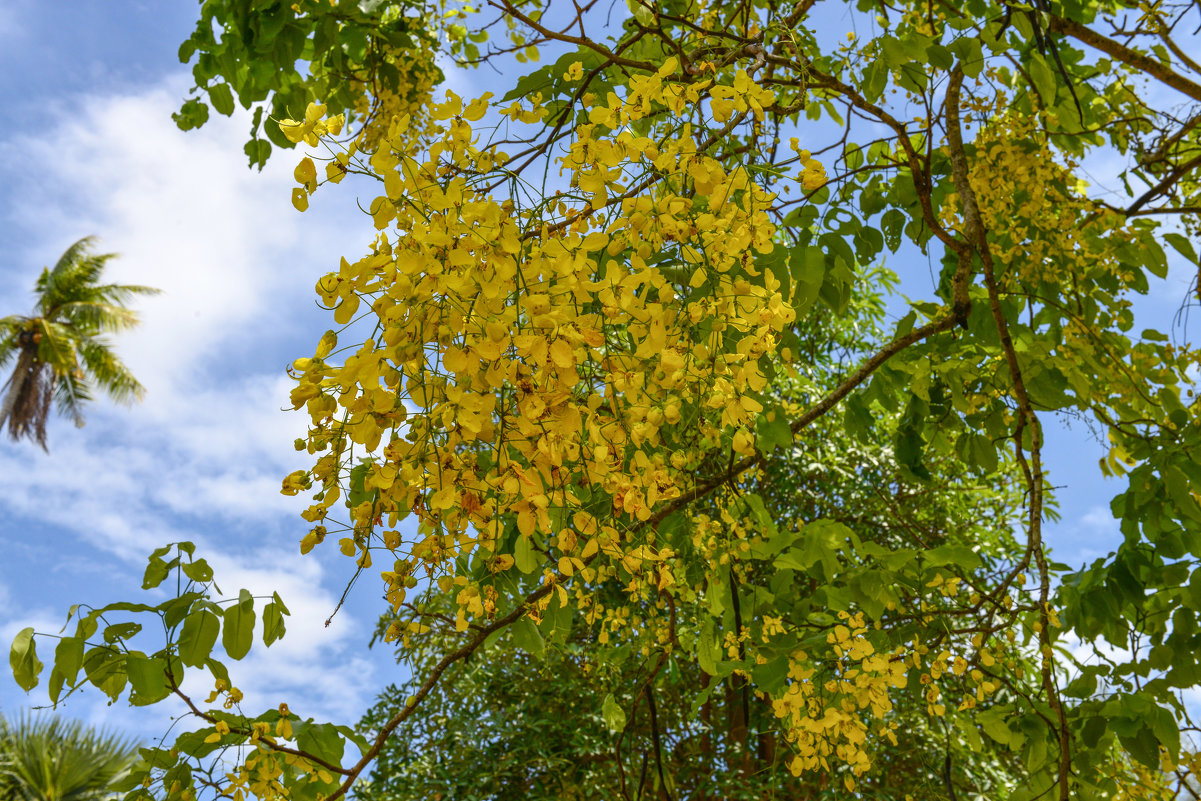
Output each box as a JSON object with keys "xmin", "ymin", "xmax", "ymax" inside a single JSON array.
[
  {"xmin": 291, "ymin": 187, "xmax": 309, "ymax": 212},
  {"xmin": 333, "ymin": 293, "xmax": 360, "ymax": 324},
  {"xmin": 550, "ymin": 339, "xmax": 575, "ymax": 369},
  {"xmin": 443, "ymin": 346, "xmax": 472, "ymax": 373},
  {"xmin": 303, "ymin": 102, "xmax": 326, "ymax": 124},
  {"xmin": 294, "ymin": 157, "xmax": 317, "ymax": 186},
  {"xmin": 315, "ymin": 330, "xmax": 337, "ymax": 359},
  {"xmin": 432, "ymin": 91, "xmax": 463, "ymax": 121},
  {"xmin": 462, "ymin": 92, "xmax": 494, "ymax": 122},
  {"xmin": 277, "ymin": 118, "xmax": 303, "ymax": 143}
]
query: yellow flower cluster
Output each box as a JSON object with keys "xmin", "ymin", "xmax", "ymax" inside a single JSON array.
[
  {"xmin": 287, "ymin": 63, "xmax": 810, "ymax": 621},
  {"xmin": 278, "ymin": 101, "xmax": 345, "ymax": 147},
  {"xmin": 771, "ymin": 613, "xmax": 908, "ymax": 784},
  {"xmin": 281, "ymin": 59, "xmax": 861, "ymax": 778},
  {"xmin": 350, "ymin": 43, "xmax": 441, "ymax": 153}
]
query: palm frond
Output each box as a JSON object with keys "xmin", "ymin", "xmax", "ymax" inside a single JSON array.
[
  {"xmin": 53, "ymin": 369, "xmax": 94, "ymax": 428},
  {"xmin": 0, "ymin": 317, "xmax": 28, "ymax": 370},
  {"xmin": 33, "ymin": 320, "xmax": 81, "ymax": 375},
  {"xmin": 77, "ymin": 336, "xmax": 144, "ymax": 404},
  {"xmin": 0, "ymin": 713, "xmax": 138, "ymax": 801},
  {"xmin": 90, "ymin": 283, "xmax": 161, "ymax": 305},
  {"xmin": 52, "ymin": 302, "xmax": 141, "ymax": 335},
  {"xmin": 35, "ymin": 238, "xmax": 105, "ymax": 308},
  {"xmin": 37, "ymin": 242, "xmax": 126, "ymax": 316},
  {"xmin": 51, "ymin": 282, "xmax": 160, "ymax": 312}
]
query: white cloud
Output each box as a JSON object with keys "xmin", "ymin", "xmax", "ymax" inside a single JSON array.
[
  {"xmin": 0, "ymin": 77, "xmax": 396, "ymax": 738},
  {"xmin": 0, "ymin": 76, "xmax": 353, "ymax": 394},
  {"xmin": 1078, "ymin": 504, "xmax": 1120, "ymax": 539}
]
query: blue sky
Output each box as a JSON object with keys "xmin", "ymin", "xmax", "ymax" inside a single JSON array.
[
  {"xmin": 0, "ymin": 0, "xmax": 1195, "ymax": 747},
  {"xmin": 0, "ymin": 0, "xmax": 402, "ymax": 739}
]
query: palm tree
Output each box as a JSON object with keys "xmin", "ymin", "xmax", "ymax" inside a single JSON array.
[
  {"xmin": 0, "ymin": 237, "xmax": 159, "ymax": 450},
  {"xmin": 0, "ymin": 714, "xmax": 138, "ymax": 801}
]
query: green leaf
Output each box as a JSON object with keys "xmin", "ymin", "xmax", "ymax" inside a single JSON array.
[
  {"xmin": 862, "ymin": 59, "xmax": 887, "ymax": 103},
  {"xmin": 162, "ymin": 593, "xmax": 201, "ymax": 629},
  {"xmin": 511, "ymin": 618, "xmax": 544, "ymax": 657},
  {"xmin": 296, "ymin": 722, "xmax": 345, "ymax": 765},
  {"xmin": 1081, "ymin": 716, "xmax": 1107, "ymax": 748},
  {"xmin": 743, "ymin": 493, "xmax": 779, "ymax": 540},
  {"xmin": 777, "ymin": 519, "xmax": 854, "ymax": 578},
  {"xmin": 127, "ymin": 653, "xmax": 172, "ymax": 705},
  {"xmin": 751, "ymin": 655, "xmax": 790, "ymax": 694},
  {"xmin": 501, "ymin": 64, "xmax": 555, "ymax": 103},
  {"xmin": 10, "ymin": 627, "xmax": 42, "ymax": 691},
  {"xmin": 1027, "ymin": 53, "xmax": 1057, "ymax": 102},
  {"xmin": 47, "ymin": 666, "xmax": 67, "ymax": 705},
  {"xmin": 1150, "ymin": 705, "xmax": 1181, "ymax": 763},
  {"xmin": 1119, "ymin": 724, "xmax": 1160, "ymax": 769},
  {"xmin": 54, "ymin": 635, "xmax": 84, "ymax": 686},
  {"xmin": 172, "ymin": 98, "xmax": 210, "ymax": 132},
  {"xmin": 103, "ymin": 621, "xmax": 142, "ymax": 643},
  {"xmin": 244, "ymin": 139, "xmax": 272, "ymax": 169},
  {"xmin": 222, "ymin": 591, "xmax": 256, "ymax": 660},
  {"xmin": 539, "ymin": 595, "xmax": 572, "ymax": 642},
  {"xmin": 143, "ymin": 555, "xmax": 174, "ymax": 589},
  {"xmin": 182, "ymin": 558, "xmax": 214, "ymax": 583},
  {"xmin": 977, "ymin": 708, "xmax": 1017, "ymax": 747},
  {"xmin": 178, "ymin": 38, "xmax": 197, "ymax": 64},
  {"xmin": 790, "ymin": 246, "xmax": 824, "ymax": 314},
  {"xmin": 514, "ymin": 534, "xmax": 539, "ymax": 574},
  {"xmin": 925, "ymin": 43, "xmax": 953, "ymax": 70},
  {"xmin": 1164, "ymin": 232, "xmax": 1198, "ymax": 264},
  {"xmin": 925, "ymin": 544, "xmax": 982, "ymax": 570},
  {"xmin": 755, "ymin": 406, "xmax": 792, "ymax": 451},
  {"xmin": 206, "ymin": 657, "xmax": 230, "ymax": 685},
  {"xmin": 880, "ymin": 208, "xmax": 905, "ymax": 252},
  {"xmin": 601, "ymin": 694, "xmax": 627, "ymax": 733},
  {"xmin": 262, "ymin": 602, "xmax": 287, "ymax": 647},
  {"xmin": 333, "ymin": 724, "xmax": 369, "ymax": 757},
  {"xmin": 271, "ymin": 591, "xmax": 291, "ymax": 616},
  {"xmin": 952, "ymin": 36, "xmax": 984, "ymax": 77},
  {"xmin": 179, "ymin": 610, "xmax": 221, "ymax": 667},
  {"xmin": 82, "ymin": 646, "xmax": 127, "ymax": 700}
]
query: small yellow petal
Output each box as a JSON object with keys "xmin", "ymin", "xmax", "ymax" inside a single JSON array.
[
  {"xmin": 277, "ymin": 119, "xmax": 304, "ymax": 143},
  {"xmin": 462, "ymin": 93, "xmax": 493, "ymax": 122},
  {"xmin": 294, "ymin": 157, "xmax": 317, "ymax": 186}
]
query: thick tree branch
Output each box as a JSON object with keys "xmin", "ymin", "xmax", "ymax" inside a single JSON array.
[
  {"xmin": 946, "ymin": 64, "xmax": 1070, "ymax": 801},
  {"xmin": 1047, "ymin": 14, "xmax": 1201, "ymax": 103}
]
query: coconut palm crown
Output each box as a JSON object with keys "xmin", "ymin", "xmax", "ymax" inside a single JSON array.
[
  {"xmin": 0, "ymin": 237, "xmax": 159, "ymax": 450},
  {"xmin": 0, "ymin": 714, "xmax": 139, "ymax": 801}
]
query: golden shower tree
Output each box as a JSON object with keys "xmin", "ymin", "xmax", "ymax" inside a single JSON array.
[{"xmin": 12, "ymin": 1, "xmax": 1201, "ymax": 799}]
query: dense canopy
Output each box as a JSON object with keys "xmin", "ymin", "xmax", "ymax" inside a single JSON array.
[{"xmin": 10, "ymin": 1, "xmax": 1201, "ymax": 800}]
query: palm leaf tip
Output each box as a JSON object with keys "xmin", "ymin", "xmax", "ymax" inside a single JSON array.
[{"xmin": 1, "ymin": 713, "xmax": 139, "ymax": 801}]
